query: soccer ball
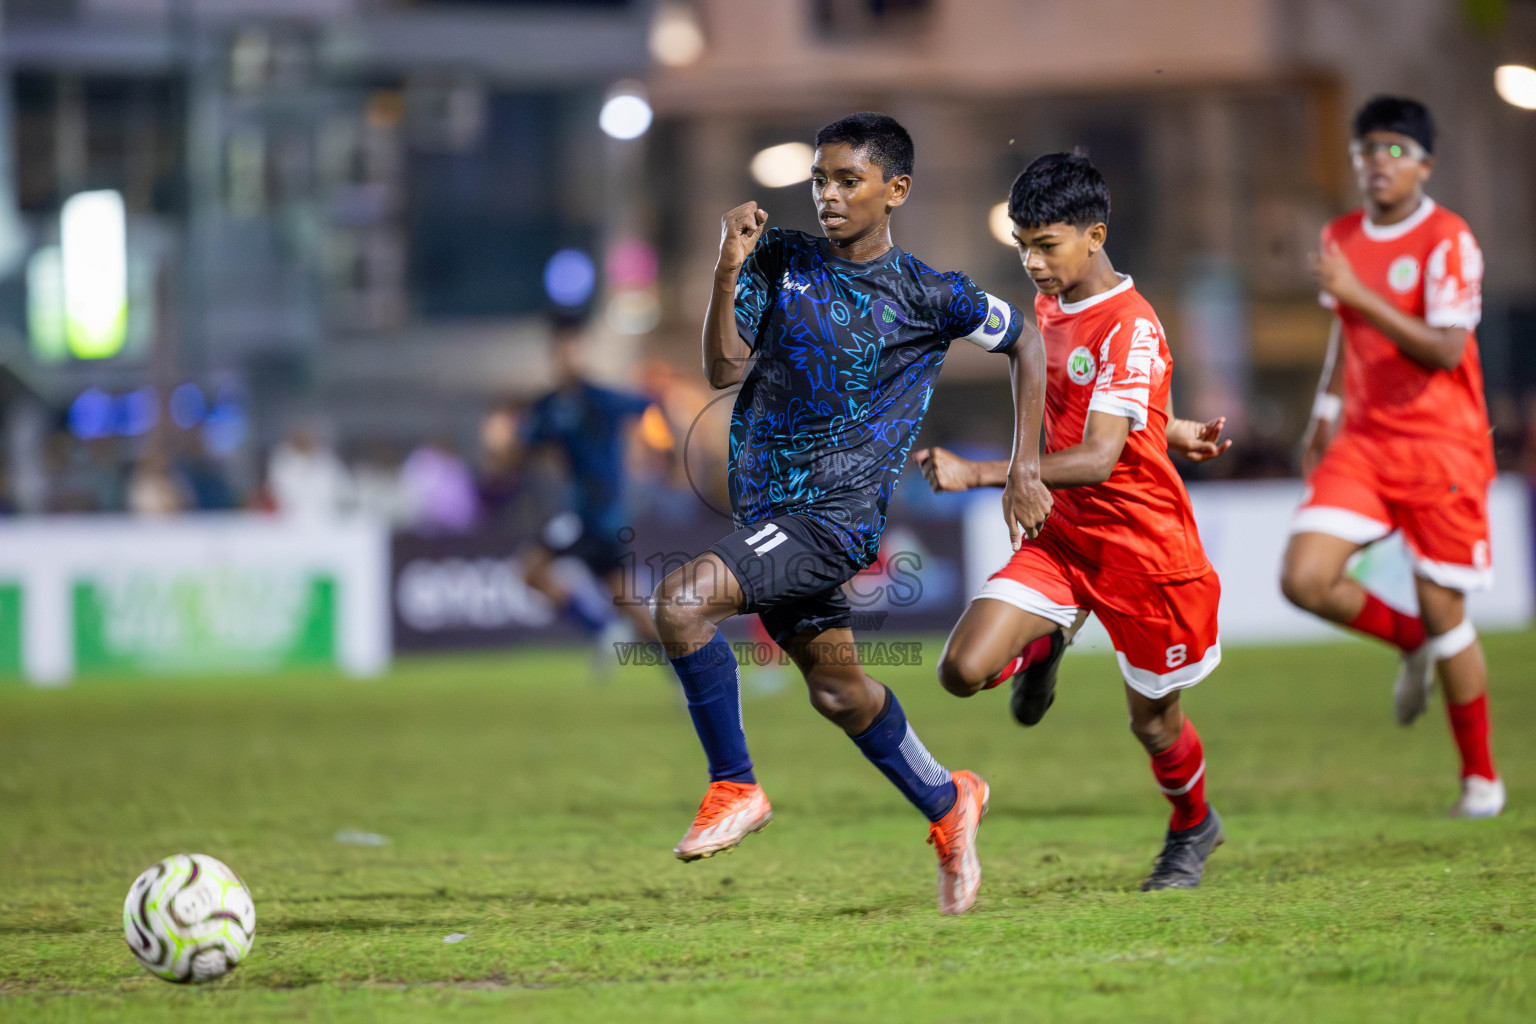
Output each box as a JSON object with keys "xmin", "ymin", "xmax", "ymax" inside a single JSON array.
[{"xmin": 123, "ymin": 854, "xmax": 256, "ymax": 983}]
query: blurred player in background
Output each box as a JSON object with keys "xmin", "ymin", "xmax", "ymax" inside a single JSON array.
[
  {"xmin": 652, "ymin": 113, "xmax": 1050, "ymax": 914},
  {"xmin": 917, "ymin": 152, "xmax": 1231, "ymax": 891},
  {"xmin": 519, "ymin": 322, "xmax": 659, "ymax": 651},
  {"xmin": 1280, "ymin": 97, "xmax": 1502, "ymax": 818}
]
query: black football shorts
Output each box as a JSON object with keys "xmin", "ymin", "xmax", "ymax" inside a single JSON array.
[
  {"xmin": 709, "ymin": 514, "xmax": 860, "ymax": 647},
  {"xmin": 540, "ymin": 512, "xmax": 625, "ymax": 576}
]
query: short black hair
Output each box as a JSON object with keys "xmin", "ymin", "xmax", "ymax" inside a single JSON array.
[
  {"xmin": 814, "ymin": 112, "xmax": 914, "ymax": 180},
  {"xmin": 1353, "ymin": 95, "xmax": 1434, "ymax": 154},
  {"xmin": 1008, "ymin": 151, "xmax": 1110, "ymax": 230}
]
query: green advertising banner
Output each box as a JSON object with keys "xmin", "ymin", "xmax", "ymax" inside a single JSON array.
[
  {"xmin": 0, "ymin": 583, "xmax": 22, "ymax": 678},
  {"xmin": 73, "ymin": 570, "xmax": 335, "ymax": 674}
]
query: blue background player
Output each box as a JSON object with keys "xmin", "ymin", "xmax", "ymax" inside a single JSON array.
[
  {"xmin": 651, "ymin": 113, "xmax": 1054, "ymax": 915},
  {"xmin": 519, "ymin": 324, "xmax": 658, "ymax": 647}
]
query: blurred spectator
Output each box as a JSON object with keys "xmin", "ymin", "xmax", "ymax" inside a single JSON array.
[
  {"xmin": 399, "ymin": 438, "xmax": 479, "ymax": 533},
  {"xmin": 0, "ymin": 462, "xmax": 17, "ymax": 516},
  {"xmin": 44, "ymin": 433, "xmax": 123, "ymax": 512},
  {"xmin": 1517, "ymin": 395, "xmax": 1536, "ymax": 485},
  {"xmin": 634, "ymin": 359, "xmax": 730, "ymax": 519},
  {"xmin": 174, "ymin": 435, "xmax": 240, "ymax": 511},
  {"xmin": 476, "ymin": 402, "xmax": 524, "ymax": 528},
  {"xmin": 352, "ymin": 440, "xmax": 412, "ymax": 525},
  {"xmin": 268, "ymin": 427, "xmax": 353, "ymax": 520},
  {"xmin": 1489, "ymin": 394, "xmax": 1523, "ymax": 472},
  {"xmin": 127, "ymin": 449, "xmax": 191, "ymax": 517},
  {"xmin": 1224, "ymin": 430, "xmax": 1293, "ymax": 480}
]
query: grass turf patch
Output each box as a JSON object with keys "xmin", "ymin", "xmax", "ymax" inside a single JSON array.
[{"xmin": 1, "ymin": 633, "xmax": 1533, "ymax": 1022}]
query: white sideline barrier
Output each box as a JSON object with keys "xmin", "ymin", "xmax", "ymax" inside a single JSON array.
[
  {"xmin": 0, "ymin": 515, "xmax": 391, "ymax": 685},
  {"xmin": 963, "ymin": 476, "xmax": 1534, "ymax": 650}
]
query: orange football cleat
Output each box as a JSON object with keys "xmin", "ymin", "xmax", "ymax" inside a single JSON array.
[
  {"xmin": 927, "ymin": 770, "xmax": 989, "ymax": 914},
  {"xmin": 673, "ymin": 780, "xmax": 773, "ymax": 862}
]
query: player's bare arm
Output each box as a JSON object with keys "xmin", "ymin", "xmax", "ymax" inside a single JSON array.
[
  {"xmin": 913, "ymin": 328, "xmax": 1052, "ymax": 544},
  {"xmin": 1312, "ymin": 240, "xmax": 1467, "ymax": 371},
  {"xmin": 913, "ymin": 445, "xmax": 1000, "ymax": 492},
  {"xmin": 1037, "ymin": 411, "xmax": 1132, "ymax": 488},
  {"xmin": 917, "ymin": 410, "xmax": 1131, "ymax": 493},
  {"xmin": 702, "ymin": 201, "xmax": 768, "ymax": 389},
  {"xmin": 1299, "ymin": 320, "xmax": 1344, "ymax": 476},
  {"xmin": 1002, "ymin": 321, "xmax": 1052, "ymax": 548}
]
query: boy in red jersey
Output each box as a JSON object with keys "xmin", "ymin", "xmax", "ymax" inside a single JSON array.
[
  {"xmin": 1280, "ymin": 96, "xmax": 1502, "ymax": 818},
  {"xmin": 915, "ymin": 152, "xmax": 1231, "ymax": 890}
]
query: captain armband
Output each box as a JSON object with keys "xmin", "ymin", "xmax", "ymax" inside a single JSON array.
[{"xmin": 960, "ymin": 293, "xmax": 1015, "ymax": 352}]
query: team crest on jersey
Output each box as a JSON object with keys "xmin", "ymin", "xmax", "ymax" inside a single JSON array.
[
  {"xmin": 1387, "ymin": 255, "xmax": 1420, "ymax": 294},
  {"xmin": 872, "ymin": 298, "xmax": 907, "ymax": 335},
  {"xmin": 1066, "ymin": 346, "xmax": 1096, "ymax": 385}
]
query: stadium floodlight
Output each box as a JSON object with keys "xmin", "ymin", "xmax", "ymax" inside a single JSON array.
[
  {"xmin": 750, "ymin": 142, "xmax": 814, "ymax": 189},
  {"xmin": 599, "ymin": 88, "xmax": 653, "ymax": 140},
  {"xmin": 988, "ymin": 202, "xmax": 1016, "ymax": 246},
  {"xmin": 1495, "ymin": 64, "xmax": 1536, "ymax": 110},
  {"xmin": 650, "ymin": 3, "xmax": 705, "ymax": 68},
  {"xmin": 61, "ymin": 190, "xmax": 129, "ymax": 360}
]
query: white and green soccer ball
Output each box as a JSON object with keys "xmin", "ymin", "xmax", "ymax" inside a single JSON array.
[{"xmin": 123, "ymin": 854, "xmax": 256, "ymax": 983}]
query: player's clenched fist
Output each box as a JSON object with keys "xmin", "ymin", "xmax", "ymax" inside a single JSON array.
[
  {"xmin": 717, "ymin": 201, "xmax": 769, "ymax": 274},
  {"xmin": 913, "ymin": 447, "xmax": 975, "ymax": 493},
  {"xmin": 1003, "ymin": 468, "xmax": 1052, "ymax": 550},
  {"xmin": 1311, "ymin": 241, "xmax": 1366, "ymax": 308}
]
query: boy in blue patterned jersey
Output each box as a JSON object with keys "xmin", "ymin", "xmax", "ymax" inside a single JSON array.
[{"xmin": 652, "ymin": 112, "xmax": 1053, "ymax": 914}]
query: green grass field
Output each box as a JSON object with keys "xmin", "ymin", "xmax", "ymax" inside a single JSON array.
[{"xmin": 2, "ymin": 633, "xmax": 1533, "ymax": 1022}]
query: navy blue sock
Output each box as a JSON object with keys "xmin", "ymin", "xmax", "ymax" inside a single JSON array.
[
  {"xmin": 561, "ymin": 590, "xmax": 611, "ymax": 633},
  {"xmin": 851, "ymin": 687, "xmax": 957, "ymax": 821},
  {"xmin": 669, "ymin": 631, "xmax": 754, "ymax": 783}
]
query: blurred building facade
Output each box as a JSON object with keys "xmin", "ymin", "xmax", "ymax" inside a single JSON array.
[
  {"xmin": 0, "ymin": 0, "xmax": 1532, "ymax": 513},
  {"xmin": 648, "ymin": 0, "xmax": 1536, "ymax": 473}
]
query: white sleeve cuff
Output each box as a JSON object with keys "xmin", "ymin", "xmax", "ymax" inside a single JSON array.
[
  {"xmin": 1087, "ymin": 393, "xmax": 1148, "ymax": 431},
  {"xmin": 1425, "ymin": 308, "xmax": 1481, "ymax": 330}
]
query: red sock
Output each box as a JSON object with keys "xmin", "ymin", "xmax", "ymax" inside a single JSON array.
[
  {"xmin": 1446, "ymin": 693, "xmax": 1497, "ymax": 781},
  {"xmin": 1347, "ymin": 593, "xmax": 1426, "ymax": 652},
  {"xmin": 982, "ymin": 633, "xmax": 1055, "ymax": 689},
  {"xmin": 1150, "ymin": 719, "xmax": 1208, "ymax": 831}
]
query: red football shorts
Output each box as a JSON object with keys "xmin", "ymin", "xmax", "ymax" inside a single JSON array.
[
  {"xmin": 974, "ymin": 532, "xmax": 1222, "ymax": 699},
  {"xmin": 1292, "ymin": 431, "xmax": 1493, "ymax": 592}
]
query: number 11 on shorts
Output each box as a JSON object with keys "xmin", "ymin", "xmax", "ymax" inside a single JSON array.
[{"xmin": 745, "ymin": 523, "xmax": 790, "ymax": 556}]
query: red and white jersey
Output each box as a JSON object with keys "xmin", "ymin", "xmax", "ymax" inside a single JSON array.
[
  {"xmin": 1034, "ymin": 275, "xmax": 1210, "ymax": 580},
  {"xmin": 1320, "ymin": 198, "xmax": 1493, "ymax": 473}
]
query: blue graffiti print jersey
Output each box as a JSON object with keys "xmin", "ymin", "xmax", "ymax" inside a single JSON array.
[{"xmin": 731, "ymin": 227, "xmax": 1023, "ymax": 567}]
